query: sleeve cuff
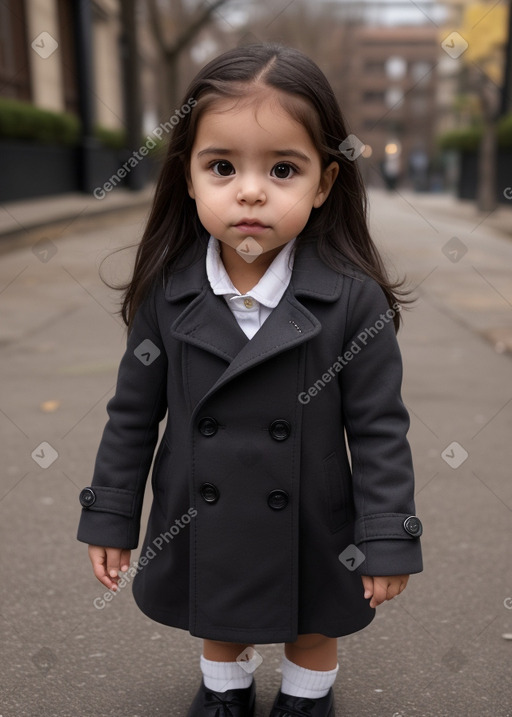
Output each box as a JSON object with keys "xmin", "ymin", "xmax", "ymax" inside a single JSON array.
[
  {"xmin": 78, "ymin": 486, "xmax": 137, "ymax": 517},
  {"xmin": 355, "ymin": 513, "xmax": 423, "ymax": 542},
  {"xmin": 353, "ymin": 513, "xmax": 424, "ymax": 576},
  {"xmin": 76, "ymin": 486, "xmax": 141, "ymax": 548}
]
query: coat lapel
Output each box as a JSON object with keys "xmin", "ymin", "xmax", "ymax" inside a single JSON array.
[
  {"xmin": 170, "ymin": 287, "xmax": 249, "ymax": 362},
  {"xmin": 165, "ymin": 237, "xmax": 346, "ymax": 388}
]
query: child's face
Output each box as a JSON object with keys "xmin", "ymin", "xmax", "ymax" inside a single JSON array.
[{"xmin": 187, "ymin": 90, "xmax": 338, "ymax": 268}]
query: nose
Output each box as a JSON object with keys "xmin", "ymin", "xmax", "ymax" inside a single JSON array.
[{"xmin": 236, "ymin": 174, "xmax": 266, "ymax": 204}]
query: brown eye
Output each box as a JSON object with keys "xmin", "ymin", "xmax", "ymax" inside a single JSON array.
[
  {"xmin": 212, "ymin": 161, "xmax": 235, "ymax": 176},
  {"xmin": 272, "ymin": 163, "xmax": 295, "ymax": 179}
]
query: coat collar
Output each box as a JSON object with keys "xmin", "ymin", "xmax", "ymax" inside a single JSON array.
[
  {"xmin": 164, "ymin": 237, "xmax": 345, "ymax": 304},
  {"xmin": 163, "ymin": 238, "xmax": 348, "ymax": 393}
]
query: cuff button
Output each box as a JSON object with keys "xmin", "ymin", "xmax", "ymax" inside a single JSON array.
[
  {"xmin": 403, "ymin": 515, "xmax": 422, "ymax": 537},
  {"xmin": 79, "ymin": 487, "xmax": 96, "ymax": 508}
]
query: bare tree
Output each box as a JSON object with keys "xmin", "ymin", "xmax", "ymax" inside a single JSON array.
[
  {"xmin": 146, "ymin": 0, "xmax": 232, "ymax": 110},
  {"xmin": 471, "ymin": 66, "xmax": 500, "ymax": 212}
]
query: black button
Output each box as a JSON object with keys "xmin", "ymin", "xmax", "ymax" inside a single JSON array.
[
  {"xmin": 79, "ymin": 487, "xmax": 96, "ymax": 508},
  {"xmin": 198, "ymin": 417, "xmax": 218, "ymax": 437},
  {"xmin": 267, "ymin": 489, "xmax": 289, "ymax": 510},
  {"xmin": 403, "ymin": 516, "xmax": 423, "ymax": 537},
  {"xmin": 269, "ymin": 419, "xmax": 291, "ymax": 441},
  {"xmin": 200, "ymin": 482, "xmax": 219, "ymax": 504}
]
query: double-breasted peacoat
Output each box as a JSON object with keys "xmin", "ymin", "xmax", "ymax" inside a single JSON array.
[{"xmin": 77, "ymin": 235, "xmax": 423, "ymax": 643}]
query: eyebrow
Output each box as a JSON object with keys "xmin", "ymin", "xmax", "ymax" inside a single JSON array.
[{"xmin": 196, "ymin": 147, "xmax": 311, "ymax": 163}]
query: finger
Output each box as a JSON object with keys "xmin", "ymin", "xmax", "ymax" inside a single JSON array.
[
  {"xmin": 399, "ymin": 575, "xmax": 410, "ymax": 593},
  {"xmin": 389, "ymin": 575, "xmax": 409, "ymax": 599},
  {"xmin": 386, "ymin": 577, "xmax": 402, "ymax": 600},
  {"xmin": 89, "ymin": 546, "xmax": 117, "ymax": 590},
  {"xmin": 369, "ymin": 578, "xmax": 388, "ymax": 608},
  {"xmin": 119, "ymin": 549, "xmax": 131, "ymax": 572},
  {"xmin": 361, "ymin": 575, "xmax": 374, "ymax": 600},
  {"xmin": 106, "ymin": 547, "xmax": 123, "ymax": 582}
]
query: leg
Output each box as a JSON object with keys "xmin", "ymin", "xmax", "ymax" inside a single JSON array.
[
  {"xmin": 203, "ymin": 638, "xmax": 254, "ymax": 662},
  {"xmin": 270, "ymin": 634, "xmax": 338, "ymax": 715},
  {"xmin": 284, "ymin": 633, "xmax": 338, "ymax": 670},
  {"xmin": 187, "ymin": 640, "xmax": 257, "ymax": 716}
]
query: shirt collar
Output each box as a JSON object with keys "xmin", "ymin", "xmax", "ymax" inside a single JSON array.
[{"xmin": 206, "ymin": 235, "xmax": 296, "ymax": 309}]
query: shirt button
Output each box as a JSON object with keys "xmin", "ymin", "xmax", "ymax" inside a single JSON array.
[{"xmin": 243, "ymin": 298, "xmax": 254, "ymax": 309}]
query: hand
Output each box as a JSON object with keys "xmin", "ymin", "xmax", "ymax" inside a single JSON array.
[
  {"xmin": 361, "ymin": 574, "xmax": 409, "ymax": 608},
  {"xmin": 88, "ymin": 545, "xmax": 131, "ymax": 591}
]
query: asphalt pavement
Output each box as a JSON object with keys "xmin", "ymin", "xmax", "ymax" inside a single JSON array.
[{"xmin": 0, "ymin": 187, "xmax": 511, "ymax": 716}]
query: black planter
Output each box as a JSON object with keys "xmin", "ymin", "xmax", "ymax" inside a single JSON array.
[
  {"xmin": 457, "ymin": 151, "xmax": 512, "ymax": 204},
  {"xmin": 0, "ymin": 140, "xmax": 162, "ymax": 202},
  {"xmin": 0, "ymin": 141, "xmax": 79, "ymax": 202},
  {"xmin": 496, "ymin": 151, "xmax": 512, "ymax": 204}
]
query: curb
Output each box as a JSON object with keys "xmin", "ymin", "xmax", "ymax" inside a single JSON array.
[{"xmin": 0, "ymin": 191, "xmax": 153, "ymax": 256}]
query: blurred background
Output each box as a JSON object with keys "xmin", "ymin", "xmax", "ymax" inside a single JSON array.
[{"xmin": 0, "ymin": 0, "xmax": 511, "ymax": 210}]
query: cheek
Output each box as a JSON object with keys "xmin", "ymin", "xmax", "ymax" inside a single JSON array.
[{"xmin": 194, "ymin": 196, "xmax": 225, "ymax": 233}]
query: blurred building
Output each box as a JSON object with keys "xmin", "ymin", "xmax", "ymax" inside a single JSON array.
[
  {"xmin": 0, "ymin": 0, "xmax": 162, "ymax": 201},
  {"xmin": 0, "ymin": 0, "xmax": 124, "ymax": 128},
  {"xmin": 340, "ymin": 25, "xmax": 439, "ymax": 188}
]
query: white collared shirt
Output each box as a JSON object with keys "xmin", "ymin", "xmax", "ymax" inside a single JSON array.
[{"xmin": 206, "ymin": 235, "xmax": 296, "ymax": 339}]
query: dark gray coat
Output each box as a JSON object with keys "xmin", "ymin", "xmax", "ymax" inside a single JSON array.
[{"xmin": 77, "ymin": 237, "xmax": 422, "ymax": 643}]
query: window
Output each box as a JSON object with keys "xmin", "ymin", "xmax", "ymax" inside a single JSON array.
[
  {"xmin": 385, "ymin": 87, "xmax": 404, "ymax": 109},
  {"xmin": 0, "ymin": 0, "xmax": 31, "ymax": 100},
  {"xmin": 57, "ymin": 0, "xmax": 79, "ymax": 114},
  {"xmin": 362, "ymin": 90, "xmax": 386, "ymax": 103},
  {"xmin": 385, "ymin": 56, "xmax": 407, "ymax": 80},
  {"xmin": 364, "ymin": 60, "xmax": 384, "ymax": 74},
  {"xmin": 411, "ymin": 61, "xmax": 433, "ymax": 84}
]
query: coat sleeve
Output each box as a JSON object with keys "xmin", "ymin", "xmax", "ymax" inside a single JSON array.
[
  {"xmin": 340, "ymin": 273, "xmax": 423, "ymax": 576},
  {"xmin": 76, "ymin": 281, "xmax": 168, "ymax": 549}
]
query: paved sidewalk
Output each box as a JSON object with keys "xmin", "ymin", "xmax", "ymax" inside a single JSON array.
[
  {"xmin": 393, "ymin": 189, "xmax": 512, "ymax": 241},
  {"xmin": 0, "ymin": 185, "xmax": 155, "ymax": 254},
  {"xmin": 370, "ymin": 188, "xmax": 512, "ymax": 356}
]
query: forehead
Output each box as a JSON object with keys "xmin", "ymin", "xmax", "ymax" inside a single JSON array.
[{"xmin": 192, "ymin": 89, "xmax": 318, "ymax": 152}]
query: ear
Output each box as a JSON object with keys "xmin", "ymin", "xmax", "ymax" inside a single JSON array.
[
  {"xmin": 313, "ymin": 161, "xmax": 339, "ymax": 208},
  {"xmin": 185, "ymin": 166, "xmax": 195, "ymax": 199}
]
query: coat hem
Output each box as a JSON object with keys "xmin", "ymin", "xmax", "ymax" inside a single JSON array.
[{"xmin": 132, "ymin": 585, "xmax": 376, "ymax": 643}]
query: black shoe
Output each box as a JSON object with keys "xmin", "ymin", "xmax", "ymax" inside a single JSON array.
[
  {"xmin": 269, "ymin": 688, "xmax": 335, "ymax": 716},
  {"xmin": 187, "ymin": 679, "xmax": 256, "ymax": 716}
]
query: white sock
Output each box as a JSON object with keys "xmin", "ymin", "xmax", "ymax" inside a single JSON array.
[
  {"xmin": 200, "ymin": 654, "xmax": 255, "ymax": 692},
  {"xmin": 280, "ymin": 655, "xmax": 339, "ymax": 698}
]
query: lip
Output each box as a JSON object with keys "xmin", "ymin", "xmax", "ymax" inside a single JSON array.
[{"xmin": 234, "ymin": 220, "xmax": 270, "ymax": 235}]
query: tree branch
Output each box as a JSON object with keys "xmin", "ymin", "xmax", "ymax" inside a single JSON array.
[
  {"xmin": 166, "ymin": 0, "xmax": 230, "ymax": 59},
  {"xmin": 147, "ymin": 0, "xmax": 171, "ymax": 55}
]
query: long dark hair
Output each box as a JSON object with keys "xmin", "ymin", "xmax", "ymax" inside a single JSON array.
[{"xmin": 121, "ymin": 43, "xmax": 409, "ymax": 331}]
